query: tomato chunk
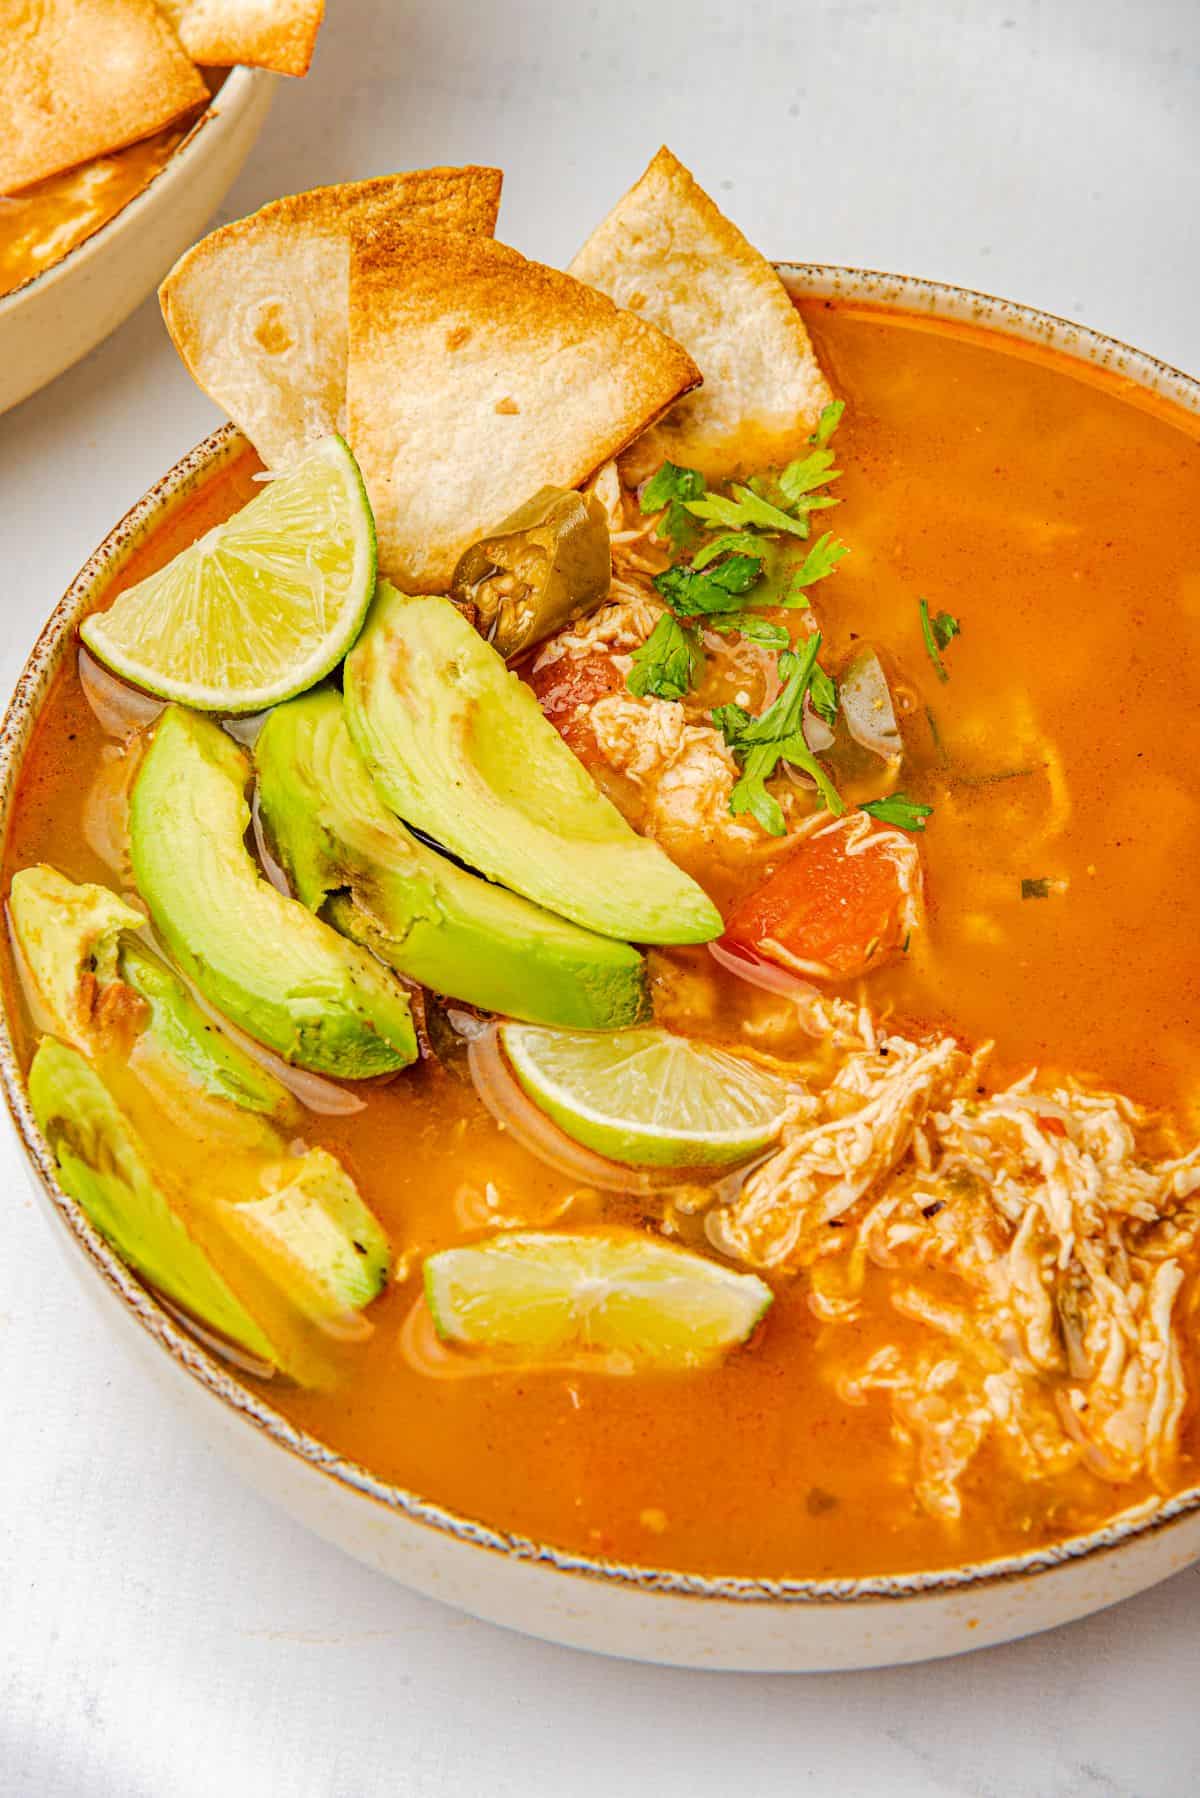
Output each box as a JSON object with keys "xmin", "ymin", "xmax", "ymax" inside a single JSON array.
[
  {"xmin": 528, "ymin": 651, "xmax": 623, "ymax": 759},
  {"xmin": 723, "ymin": 817, "xmax": 917, "ymax": 981}
]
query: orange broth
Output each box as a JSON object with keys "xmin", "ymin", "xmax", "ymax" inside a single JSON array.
[{"xmin": 6, "ymin": 302, "xmax": 1200, "ymax": 1578}]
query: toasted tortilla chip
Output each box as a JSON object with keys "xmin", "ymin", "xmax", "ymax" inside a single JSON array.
[
  {"xmin": 156, "ymin": 0, "xmax": 324, "ymax": 76},
  {"xmin": 346, "ymin": 227, "xmax": 701, "ymax": 593},
  {"xmin": 0, "ymin": 0, "xmax": 208, "ymax": 197},
  {"xmin": 160, "ymin": 169, "xmax": 503, "ymax": 470},
  {"xmin": 569, "ymin": 146, "xmax": 833, "ymax": 481}
]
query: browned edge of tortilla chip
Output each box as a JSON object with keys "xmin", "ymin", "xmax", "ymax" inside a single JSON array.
[
  {"xmin": 156, "ymin": 0, "xmax": 325, "ymax": 76},
  {"xmin": 1, "ymin": 0, "xmax": 210, "ymax": 196},
  {"xmin": 346, "ymin": 223, "xmax": 702, "ymax": 590}
]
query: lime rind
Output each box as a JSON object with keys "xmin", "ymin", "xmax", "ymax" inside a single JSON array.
[
  {"xmin": 80, "ymin": 436, "xmax": 377, "ymax": 715},
  {"xmin": 425, "ymin": 1230, "xmax": 772, "ymax": 1369},
  {"xmin": 500, "ymin": 1024, "xmax": 792, "ymax": 1168}
]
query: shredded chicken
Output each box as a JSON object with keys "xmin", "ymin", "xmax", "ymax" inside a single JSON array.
[
  {"xmin": 703, "ymin": 1024, "xmax": 1200, "ymax": 1520},
  {"xmin": 708, "ymin": 1034, "xmax": 969, "ymax": 1269}
]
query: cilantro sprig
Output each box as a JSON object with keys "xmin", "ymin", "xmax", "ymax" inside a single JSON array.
[
  {"xmin": 685, "ymin": 485, "xmax": 814, "ymax": 538},
  {"xmin": 810, "ymin": 400, "xmax": 845, "ymax": 448},
  {"xmin": 918, "ymin": 597, "xmax": 961, "ymax": 683},
  {"xmin": 640, "ymin": 461, "xmax": 706, "ymax": 548},
  {"xmin": 653, "ymin": 554, "xmax": 762, "ymax": 615},
  {"xmin": 627, "ymin": 614, "xmax": 705, "ymax": 701},
  {"xmin": 860, "ymin": 793, "xmax": 934, "ymax": 833},
  {"xmin": 714, "ymin": 635, "xmax": 845, "ymax": 835}
]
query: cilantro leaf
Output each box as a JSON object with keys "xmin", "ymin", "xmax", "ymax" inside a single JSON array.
[
  {"xmin": 705, "ymin": 612, "xmax": 790, "ymax": 648},
  {"xmin": 785, "ymin": 531, "xmax": 849, "ymax": 601},
  {"xmin": 860, "ymin": 793, "xmax": 934, "ymax": 833},
  {"xmin": 715, "ymin": 635, "xmax": 845, "ymax": 835},
  {"xmin": 626, "ymin": 614, "xmax": 704, "ymax": 701},
  {"xmin": 809, "ymin": 400, "xmax": 845, "ymax": 448},
  {"xmin": 641, "ymin": 461, "xmax": 705, "ymax": 512},
  {"xmin": 685, "ymin": 485, "xmax": 813, "ymax": 539},
  {"xmin": 654, "ymin": 554, "xmax": 763, "ymax": 616},
  {"xmin": 809, "ymin": 663, "xmax": 839, "ymax": 727},
  {"xmin": 918, "ymin": 597, "xmax": 961, "ymax": 683},
  {"xmin": 778, "ymin": 447, "xmax": 842, "ymax": 505},
  {"xmin": 690, "ymin": 531, "xmax": 762, "ymax": 570},
  {"xmin": 640, "ymin": 461, "xmax": 707, "ymax": 548}
]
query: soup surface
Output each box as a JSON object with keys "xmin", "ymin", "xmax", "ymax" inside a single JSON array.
[
  {"xmin": 0, "ymin": 114, "xmax": 202, "ymax": 301},
  {"xmin": 7, "ymin": 301, "xmax": 1200, "ymax": 1579}
]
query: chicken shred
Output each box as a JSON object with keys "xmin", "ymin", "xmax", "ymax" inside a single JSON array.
[{"xmin": 701, "ymin": 1023, "xmax": 1200, "ymax": 1518}]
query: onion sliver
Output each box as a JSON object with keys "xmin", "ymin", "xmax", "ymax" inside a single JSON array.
[
  {"xmin": 707, "ymin": 937, "xmax": 823, "ymax": 1002},
  {"xmin": 468, "ymin": 1024, "xmax": 685, "ymax": 1195},
  {"xmin": 840, "ymin": 648, "xmax": 902, "ymax": 760}
]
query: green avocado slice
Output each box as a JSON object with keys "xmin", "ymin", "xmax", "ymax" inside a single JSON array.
[
  {"xmin": 29, "ymin": 1038, "xmax": 276, "ymax": 1364},
  {"xmin": 255, "ymin": 688, "xmax": 651, "ymax": 1030},
  {"xmin": 117, "ymin": 937, "xmax": 296, "ymax": 1122},
  {"xmin": 343, "ymin": 583, "xmax": 723, "ymax": 945},
  {"xmin": 14, "ymin": 866, "xmax": 394, "ymax": 1381},
  {"xmin": 130, "ymin": 706, "xmax": 417, "ymax": 1078}
]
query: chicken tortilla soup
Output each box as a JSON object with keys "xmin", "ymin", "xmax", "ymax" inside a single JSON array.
[{"xmin": 5, "ymin": 151, "xmax": 1200, "ymax": 1580}]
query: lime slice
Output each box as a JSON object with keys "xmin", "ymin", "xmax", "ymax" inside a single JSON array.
[
  {"xmin": 81, "ymin": 436, "xmax": 376, "ymax": 714},
  {"xmin": 500, "ymin": 1023, "xmax": 792, "ymax": 1168},
  {"xmin": 425, "ymin": 1230, "xmax": 772, "ymax": 1368}
]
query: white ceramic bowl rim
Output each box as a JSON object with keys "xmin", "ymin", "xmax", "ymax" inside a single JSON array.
[
  {"xmin": 3, "ymin": 265, "xmax": 1199, "ymax": 1607},
  {"xmin": 0, "ymin": 67, "xmax": 269, "ymax": 319}
]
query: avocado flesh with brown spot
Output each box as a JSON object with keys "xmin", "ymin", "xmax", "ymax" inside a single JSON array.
[
  {"xmin": 12, "ymin": 865, "xmax": 391, "ymax": 1382},
  {"xmin": 255, "ymin": 687, "xmax": 651, "ymax": 1030},
  {"xmin": 342, "ymin": 582, "xmax": 723, "ymax": 945},
  {"xmin": 129, "ymin": 705, "xmax": 417, "ymax": 1077}
]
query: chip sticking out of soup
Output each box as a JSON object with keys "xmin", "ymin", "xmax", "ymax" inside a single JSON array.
[
  {"xmin": 0, "ymin": 0, "xmax": 209, "ymax": 196},
  {"xmin": 569, "ymin": 146, "xmax": 833, "ymax": 480},
  {"xmin": 159, "ymin": 169, "xmax": 504, "ymax": 469},
  {"xmin": 345, "ymin": 227, "xmax": 701, "ymax": 591}
]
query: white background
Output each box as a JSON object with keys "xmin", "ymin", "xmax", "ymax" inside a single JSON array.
[{"xmin": 2, "ymin": 2, "xmax": 1199, "ymax": 1792}]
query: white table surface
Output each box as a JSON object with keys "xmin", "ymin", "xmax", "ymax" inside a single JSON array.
[{"xmin": 3, "ymin": 1, "xmax": 1199, "ymax": 1791}]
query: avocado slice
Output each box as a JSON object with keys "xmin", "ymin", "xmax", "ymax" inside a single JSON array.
[
  {"xmin": 10, "ymin": 863, "xmax": 296, "ymax": 1125},
  {"xmin": 255, "ymin": 688, "xmax": 651, "ymax": 1029},
  {"xmin": 130, "ymin": 706, "xmax": 417, "ymax": 1078},
  {"xmin": 343, "ymin": 583, "xmax": 723, "ymax": 945},
  {"xmin": 218, "ymin": 1147, "xmax": 389, "ymax": 1325},
  {"xmin": 13, "ymin": 865, "xmax": 393, "ymax": 1382},
  {"xmin": 29, "ymin": 1037, "xmax": 276, "ymax": 1364}
]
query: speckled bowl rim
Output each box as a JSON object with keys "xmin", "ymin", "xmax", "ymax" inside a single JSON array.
[
  {"xmin": 0, "ymin": 67, "xmax": 272, "ymax": 317},
  {"xmin": 2, "ymin": 264, "xmax": 1199, "ymax": 1609}
]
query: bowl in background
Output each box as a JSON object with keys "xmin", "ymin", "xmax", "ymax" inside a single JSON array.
[{"xmin": 0, "ymin": 67, "xmax": 275, "ymax": 417}]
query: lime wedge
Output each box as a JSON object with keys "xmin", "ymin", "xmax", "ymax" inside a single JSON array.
[
  {"xmin": 425, "ymin": 1230, "xmax": 772, "ymax": 1368},
  {"xmin": 500, "ymin": 1023, "xmax": 792, "ymax": 1168},
  {"xmin": 81, "ymin": 437, "xmax": 376, "ymax": 714}
]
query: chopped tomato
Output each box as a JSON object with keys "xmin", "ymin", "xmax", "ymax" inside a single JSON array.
[
  {"xmin": 722, "ymin": 818, "xmax": 917, "ymax": 981},
  {"xmin": 527, "ymin": 651, "xmax": 623, "ymax": 759}
]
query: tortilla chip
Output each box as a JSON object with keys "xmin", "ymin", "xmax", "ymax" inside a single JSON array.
[
  {"xmin": 160, "ymin": 169, "xmax": 503, "ymax": 470},
  {"xmin": 569, "ymin": 146, "xmax": 833, "ymax": 481},
  {"xmin": 0, "ymin": 0, "xmax": 209, "ymax": 196},
  {"xmin": 346, "ymin": 227, "xmax": 701, "ymax": 593},
  {"xmin": 156, "ymin": 0, "xmax": 324, "ymax": 76}
]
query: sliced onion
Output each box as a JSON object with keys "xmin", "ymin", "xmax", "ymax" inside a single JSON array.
[
  {"xmin": 467, "ymin": 1024, "xmax": 686, "ymax": 1195},
  {"xmin": 78, "ymin": 647, "xmax": 164, "ymax": 737},
  {"xmin": 251, "ymin": 787, "xmax": 293, "ymax": 898},
  {"xmin": 223, "ymin": 712, "xmax": 270, "ymax": 747},
  {"xmin": 840, "ymin": 648, "xmax": 902, "ymax": 760},
  {"xmin": 707, "ymin": 937, "xmax": 822, "ymax": 1002}
]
